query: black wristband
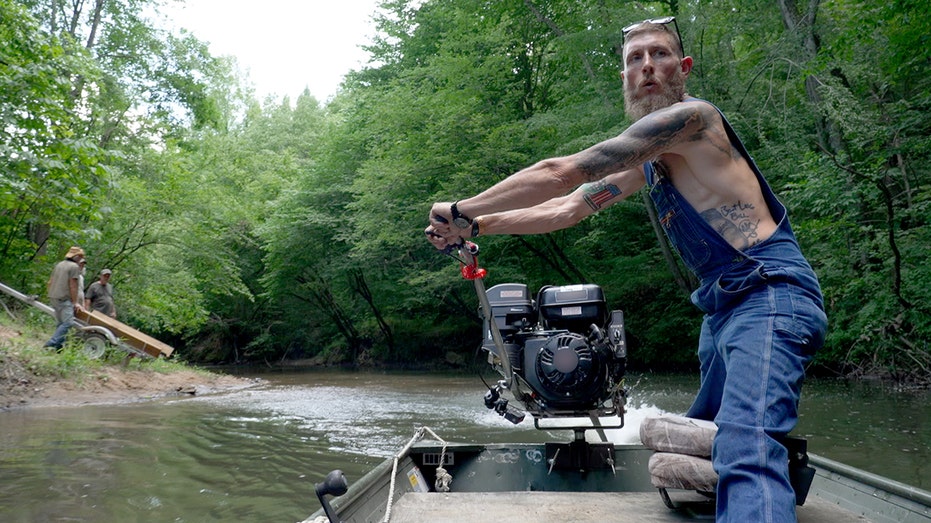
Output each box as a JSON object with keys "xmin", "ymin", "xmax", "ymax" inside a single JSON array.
[
  {"xmin": 471, "ymin": 218, "xmax": 481, "ymax": 238},
  {"xmin": 451, "ymin": 201, "xmax": 472, "ymax": 228}
]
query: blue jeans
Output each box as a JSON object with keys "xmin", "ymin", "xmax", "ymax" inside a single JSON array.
[
  {"xmin": 686, "ymin": 263, "xmax": 827, "ymax": 523},
  {"xmin": 45, "ymin": 299, "xmax": 76, "ymax": 349}
]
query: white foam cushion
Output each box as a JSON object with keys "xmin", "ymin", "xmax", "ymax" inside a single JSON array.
[
  {"xmin": 648, "ymin": 452, "xmax": 718, "ymax": 492},
  {"xmin": 639, "ymin": 415, "xmax": 717, "ymax": 457}
]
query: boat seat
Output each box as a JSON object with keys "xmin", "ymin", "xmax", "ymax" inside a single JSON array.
[
  {"xmin": 640, "ymin": 415, "xmax": 718, "ymax": 497},
  {"xmin": 640, "ymin": 414, "xmax": 717, "ymax": 457},
  {"xmin": 639, "ymin": 415, "xmax": 815, "ymax": 508}
]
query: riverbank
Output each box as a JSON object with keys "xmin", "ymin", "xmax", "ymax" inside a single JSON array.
[{"xmin": 0, "ymin": 321, "xmax": 259, "ymax": 411}]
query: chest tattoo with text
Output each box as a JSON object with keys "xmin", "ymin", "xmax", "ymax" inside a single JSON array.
[{"xmin": 700, "ymin": 201, "xmax": 761, "ymax": 249}]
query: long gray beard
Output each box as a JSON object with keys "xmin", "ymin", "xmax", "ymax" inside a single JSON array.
[{"xmin": 624, "ymin": 72, "xmax": 687, "ymax": 121}]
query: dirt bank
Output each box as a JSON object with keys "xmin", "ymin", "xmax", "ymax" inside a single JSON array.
[
  {"xmin": 0, "ymin": 324, "xmax": 260, "ymax": 411},
  {"xmin": 1, "ymin": 366, "xmax": 260, "ymax": 410}
]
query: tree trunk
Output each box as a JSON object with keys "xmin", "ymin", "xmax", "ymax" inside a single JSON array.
[
  {"xmin": 777, "ymin": 0, "xmax": 844, "ymax": 154},
  {"xmin": 295, "ymin": 274, "xmax": 361, "ymax": 360},
  {"xmin": 513, "ymin": 236, "xmax": 576, "ymax": 282},
  {"xmin": 543, "ymin": 236, "xmax": 589, "ymax": 283},
  {"xmin": 349, "ymin": 269, "xmax": 395, "ymax": 356},
  {"xmin": 441, "ymin": 288, "xmax": 482, "ymax": 325},
  {"xmin": 876, "ymin": 174, "xmax": 911, "ymax": 310},
  {"xmin": 85, "ymin": 0, "xmax": 105, "ymax": 50}
]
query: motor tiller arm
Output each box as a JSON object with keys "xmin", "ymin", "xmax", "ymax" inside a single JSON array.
[
  {"xmin": 436, "ymin": 236, "xmax": 521, "ymax": 397},
  {"xmin": 456, "ymin": 242, "xmax": 516, "ymax": 388}
]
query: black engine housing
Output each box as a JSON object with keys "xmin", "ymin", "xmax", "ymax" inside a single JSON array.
[{"xmin": 482, "ymin": 283, "xmax": 626, "ymax": 417}]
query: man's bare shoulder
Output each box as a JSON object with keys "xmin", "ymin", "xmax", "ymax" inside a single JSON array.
[
  {"xmin": 654, "ymin": 100, "xmax": 736, "ymax": 164},
  {"xmin": 626, "ymin": 100, "xmax": 726, "ymax": 156},
  {"xmin": 668, "ymin": 98, "xmax": 721, "ymax": 118}
]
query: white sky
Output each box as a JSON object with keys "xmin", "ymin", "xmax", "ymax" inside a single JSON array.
[{"xmin": 161, "ymin": 0, "xmax": 382, "ymax": 103}]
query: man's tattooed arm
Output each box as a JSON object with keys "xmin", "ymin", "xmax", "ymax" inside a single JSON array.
[
  {"xmin": 575, "ymin": 102, "xmax": 712, "ymax": 181},
  {"xmin": 441, "ymin": 103, "xmax": 713, "ymax": 220}
]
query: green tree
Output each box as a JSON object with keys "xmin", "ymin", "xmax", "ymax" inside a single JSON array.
[
  {"xmin": 796, "ymin": 0, "xmax": 931, "ymax": 378},
  {"xmin": 0, "ymin": 1, "xmax": 108, "ymax": 280},
  {"xmin": 5, "ymin": 0, "xmax": 928, "ymax": 379}
]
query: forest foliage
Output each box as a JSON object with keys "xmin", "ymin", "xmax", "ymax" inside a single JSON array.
[{"xmin": 2, "ymin": 0, "xmax": 929, "ymax": 381}]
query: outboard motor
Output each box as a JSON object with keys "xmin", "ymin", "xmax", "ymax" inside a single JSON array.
[
  {"xmin": 480, "ymin": 281, "xmax": 627, "ymax": 427},
  {"xmin": 439, "ymin": 240, "xmax": 626, "ymax": 437}
]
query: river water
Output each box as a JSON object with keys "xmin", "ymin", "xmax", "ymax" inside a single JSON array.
[{"xmin": 0, "ymin": 370, "xmax": 928, "ymax": 522}]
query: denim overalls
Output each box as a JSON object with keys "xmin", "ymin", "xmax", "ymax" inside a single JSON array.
[{"xmin": 644, "ymin": 99, "xmax": 828, "ymax": 523}]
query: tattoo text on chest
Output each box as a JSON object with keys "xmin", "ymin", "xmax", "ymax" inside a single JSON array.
[{"xmin": 700, "ymin": 201, "xmax": 760, "ymax": 248}]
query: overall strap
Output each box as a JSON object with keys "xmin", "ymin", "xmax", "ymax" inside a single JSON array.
[{"xmin": 643, "ymin": 161, "xmax": 657, "ymax": 185}]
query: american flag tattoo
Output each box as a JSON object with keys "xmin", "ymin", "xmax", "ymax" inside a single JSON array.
[{"xmin": 583, "ymin": 182, "xmax": 622, "ymax": 210}]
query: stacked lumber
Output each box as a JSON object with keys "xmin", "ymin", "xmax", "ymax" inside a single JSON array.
[{"xmin": 75, "ymin": 309, "xmax": 174, "ymax": 358}]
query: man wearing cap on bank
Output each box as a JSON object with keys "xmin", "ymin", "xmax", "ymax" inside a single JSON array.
[
  {"xmin": 44, "ymin": 246, "xmax": 86, "ymax": 349},
  {"xmin": 86, "ymin": 268, "xmax": 117, "ymax": 319}
]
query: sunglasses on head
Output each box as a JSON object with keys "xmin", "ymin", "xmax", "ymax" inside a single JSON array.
[{"xmin": 622, "ymin": 16, "xmax": 685, "ymax": 58}]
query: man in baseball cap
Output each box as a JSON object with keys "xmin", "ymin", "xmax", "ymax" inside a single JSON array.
[
  {"xmin": 86, "ymin": 268, "xmax": 117, "ymax": 318},
  {"xmin": 44, "ymin": 247, "xmax": 86, "ymax": 349}
]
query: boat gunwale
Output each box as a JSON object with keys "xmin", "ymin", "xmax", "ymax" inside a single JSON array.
[
  {"xmin": 308, "ymin": 441, "xmax": 931, "ymax": 522},
  {"xmin": 808, "ymin": 453, "xmax": 931, "ymax": 507}
]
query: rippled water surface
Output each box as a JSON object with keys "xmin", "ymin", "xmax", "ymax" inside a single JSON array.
[{"xmin": 0, "ymin": 370, "xmax": 928, "ymax": 522}]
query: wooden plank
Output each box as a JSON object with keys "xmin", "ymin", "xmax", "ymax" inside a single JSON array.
[{"xmin": 75, "ymin": 309, "xmax": 174, "ymax": 358}]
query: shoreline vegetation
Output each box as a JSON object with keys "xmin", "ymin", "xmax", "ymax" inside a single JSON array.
[
  {"xmin": 3, "ymin": 307, "xmax": 926, "ymax": 412},
  {"xmin": 0, "ymin": 315, "xmax": 259, "ymax": 411}
]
